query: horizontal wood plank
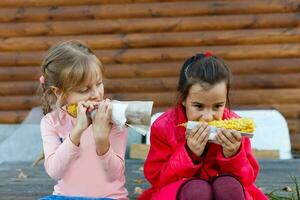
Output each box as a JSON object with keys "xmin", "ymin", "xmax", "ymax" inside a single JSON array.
[
  {"xmin": 2, "ymin": 44, "xmax": 300, "ymax": 66},
  {"xmin": 0, "ymin": 110, "xmax": 29, "ymax": 123},
  {"xmin": 0, "ymin": 13, "xmax": 299, "ymax": 37},
  {"xmin": 0, "ymin": 96, "xmax": 40, "ymax": 110},
  {"xmin": 287, "ymin": 119, "xmax": 300, "ymax": 134},
  {"xmin": 2, "ymin": 89, "xmax": 299, "ymax": 111},
  {"xmin": 0, "ymin": 0, "xmax": 200, "ymax": 8},
  {"xmin": 1, "ymin": 73, "xmax": 300, "ymax": 95},
  {"xmin": 290, "ymin": 134, "xmax": 300, "ymax": 150},
  {"xmin": 0, "ymin": 1, "xmax": 298, "ymax": 22},
  {"xmin": 2, "ymin": 58, "xmax": 300, "ymax": 80},
  {"xmin": 234, "ymin": 104, "xmax": 300, "ymax": 119},
  {"xmin": 2, "ymin": 28, "xmax": 300, "ymax": 51}
]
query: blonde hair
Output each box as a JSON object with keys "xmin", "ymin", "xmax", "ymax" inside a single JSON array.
[{"xmin": 39, "ymin": 40, "xmax": 103, "ymax": 115}]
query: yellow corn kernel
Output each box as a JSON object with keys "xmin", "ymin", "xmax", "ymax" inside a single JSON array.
[
  {"xmin": 67, "ymin": 104, "xmax": 77, "ymax": 117},
  {"xmin": 179, "ymin": 118, "xmax": 255, "ymax": 133},
  {"xmin": 208, "ymin": 118, "xmax": 255, "ymax": 133}
]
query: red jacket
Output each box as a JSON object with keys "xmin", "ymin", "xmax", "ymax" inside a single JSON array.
[{"xmin": 139, "ymin": 105, "xmax": 268, "ymax": 200}]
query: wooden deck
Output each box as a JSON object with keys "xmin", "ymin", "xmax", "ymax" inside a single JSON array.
[{"xmin": 0, "ymin": 159, "xmax": 300, "ymax": 200}]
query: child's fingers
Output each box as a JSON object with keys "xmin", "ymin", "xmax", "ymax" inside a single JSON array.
[
  {"xmin": 77, "ymin": 101, "xmax": 88, "ymax": 112},
  {"xmin": 103, "ymin": 99, "xmax": 110, "ymax": 114},
  {"xmin": 216, "ymin": 129, "xmax": 232, "ymax": 147},
  {"xmin": 221, "ymin": 128, "xmax": 237, "ymax": 144},
  {"xmin": 190, "ymin": 122, "xmax": 207, "ymax": 139},
  {"xmin": 95, "ymin": 101, "xmax": 103, "ymax": 113},
  {"xmin": 194, "ymin": 123, "xmax": 208, "ymax": 141},
  {"xmin": 196, "ymin": 125, "xmax": 210, "ymax": 144},
  {"xmin": 85, "ymin": 100, "xmax": 100, "ymax": 112},
  {"xmin": 107, "ymin": 102, "xmax": 112, "ymax": 120},
  {"xmin": 231, "ymin": 130, "xmax": 242, "ymax": 142},
  {"xmin": 189, "ymin": 124, "xmax": 201, "ymax": 138}
]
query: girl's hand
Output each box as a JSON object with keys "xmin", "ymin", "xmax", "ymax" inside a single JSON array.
[
  {"xmin": 186, "ymin": 122, "xmax": 210, "ymax": 156},
  {"xmin": 92, "ymin": 99, "xmax": 112, "ymax": 155},
  {"xmin": 71, "ymin": 101, "xmax": 96, "ymax": 146},
  {"xmin": 215, "ymin": 128, "xmax": 242, "ymax": 158},
  {"xmin": 74, "ymin": 101, "xmax": 97, "ymax": 131}
]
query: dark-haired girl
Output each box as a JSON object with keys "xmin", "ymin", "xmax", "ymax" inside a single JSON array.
[{"xmin": 138, "ymin": 52, "xmax": 268, "ymax": 200}]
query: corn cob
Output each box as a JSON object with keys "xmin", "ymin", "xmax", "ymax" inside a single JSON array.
[
  {"xmin": 66, "ymin": 104, "xmax": 77, "ymax": 117},
  {"xmin": 179, "ymin": 118, "xmax": 255, "ymax": 133},
  {"xmin": 66, "ymin": 103, "xmax": 98, "ymax": 119}
]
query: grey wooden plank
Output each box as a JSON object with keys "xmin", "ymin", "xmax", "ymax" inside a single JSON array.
[{"xmin": 0, "ymin": 160, "xmax": 299, "ymax": 200}]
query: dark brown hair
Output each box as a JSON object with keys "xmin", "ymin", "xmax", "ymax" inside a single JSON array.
[{"xmin": 177, "ymin": 53, "xmax": 232, "ymax": 107}]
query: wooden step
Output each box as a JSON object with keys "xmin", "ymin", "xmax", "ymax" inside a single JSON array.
[
  {"xmin": 0, "ymin": 0, "xmax": 298, "ymax": 22},
  {"xmin": 0, "ymin": 13, "xmax": 298, "ymax": 37}
]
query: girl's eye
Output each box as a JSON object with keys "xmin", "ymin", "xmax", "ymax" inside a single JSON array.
[
  {"xmin": 214, "ymin": 104, "xmax": 224, "ymax": 109},
  {"xmin": 194, "ymin": 104, "xmax": 204, "ymax": 109},
  {"xmin": 96, "ymin": 82, "xmax": 102, "ymax": 87},
  {"xmin": 79, "ymin": 88, "xmax": 89, "ymax": 93}
]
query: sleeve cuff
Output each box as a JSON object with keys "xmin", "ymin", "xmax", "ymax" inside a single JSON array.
[
  {"xmin": 97, "ymin": 146, "xmax": 113, "ymax": 160},
  {"xmin": 65, "ymin": 135, "xmax": 80, "ymax": 152},
  {"xmin": 217, "ymin": 141, "xmax": 248, "ymax": 171},
  {"xmin": 171, "ymin": 143, "xmax": 202, "ymax": 168},
  {"xmin": 185, "ymin": 143, "xmax": 202, "ymax": 164}
]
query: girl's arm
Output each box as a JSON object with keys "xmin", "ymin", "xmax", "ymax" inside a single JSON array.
[
  {"xmin": 41, "ymin": 117, "xmax": 80, "ymax": 181},
  {"xmin": 216, "ymin": 137, "xmax": 259, "ymax": 187},
  {"xmin": 217, "ymin": 109, "xmax": 259, "ymax": 186},
  {"xmin": 144, "ymin": 123, "xmax": 203, "ymax": 188},
  {"xmin": 96, "ymin": 127, "xmax": 128, "ymax": 182}
]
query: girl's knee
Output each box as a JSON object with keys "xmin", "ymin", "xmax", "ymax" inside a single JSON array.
[
  {"xmin": 177, "ymin": 179, "xmax": 213, "ymax": 200},
  {"xmin": 212, "ymin": 175, "xmax": 245, "ymax": 200}
]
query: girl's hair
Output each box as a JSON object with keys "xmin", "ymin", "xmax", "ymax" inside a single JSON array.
[
  {"xmin": 35, "ymin": 40, "xmax": 103, "ymax": 166},
  {"xmin": 177, "ymin": 52, "xmax": 232, "ymax": 107},
  {"xmin": 39, "ymin": 40, "xmax": 103, "ymax": 115}
]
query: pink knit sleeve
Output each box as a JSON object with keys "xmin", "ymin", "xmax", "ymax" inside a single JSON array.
[
  {"xmin": 97, "ymin": 126, "xmax": 128, "ymax": 181},
  {"xmin": 41, "ymin": 116, "xmax": 80, "ymax": 181}
]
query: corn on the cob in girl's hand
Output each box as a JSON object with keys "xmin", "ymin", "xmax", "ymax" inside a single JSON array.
[
  {"xmin": 180, "ymin": 118, "xmax": 255, "ymax": 140},
  {"xmin": 66, "ymin": 101, "xmax": 154, "ymax": 136},
  {"xmin": 180, "ymin": 118, "xmax": 255, "ymax": 133},
  {"xmin": 208, "ymin": 118, "xmax": 255, "ymax": 133},
  {"xmin": 67, "ymin": 104, "xmax": 78, "ymax": 118}
]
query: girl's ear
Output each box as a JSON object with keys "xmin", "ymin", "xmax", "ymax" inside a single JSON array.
[
  {"xmin": 50, "ymin": 86, "xmax": 62, "ymax": 98},
  {"xmin": 182, "ymin": 100, "xmax": 186, "ymax": 107}
]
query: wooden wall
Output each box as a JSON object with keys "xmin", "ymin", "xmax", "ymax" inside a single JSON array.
[{"xmin": 0, "ymin": 0, "xmax": 300, "ymax": 150}]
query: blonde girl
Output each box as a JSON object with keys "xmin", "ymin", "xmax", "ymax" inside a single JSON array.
[{"xmin": 39, "ymin": 41, "xmax": 128, "ymax": 200}]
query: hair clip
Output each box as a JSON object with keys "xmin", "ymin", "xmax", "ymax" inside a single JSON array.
[
  {"xmin": 39, "ymin": 75, "xmax": 45, "ymax": 84},
  {"xmin": 204, "ymin": 51, "xmax": 213, "ymax": 57}
]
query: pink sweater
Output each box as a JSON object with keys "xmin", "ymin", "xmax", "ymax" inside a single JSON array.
[{"xmin": 41, "ymin": 108, "xmax": 128, "ymax": 199}]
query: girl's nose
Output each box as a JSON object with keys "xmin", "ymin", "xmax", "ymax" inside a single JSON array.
[
  {"xmin": 90, "ymin": 86, "xmax": 100, "ymax": 99},
  {"xmin": 201, "ymin": 112, "xmax": 214, "ymax": 122}
]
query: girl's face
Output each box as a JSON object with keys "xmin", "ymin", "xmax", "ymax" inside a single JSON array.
[
  {"xmin": 65, "ymin": 64, "xmax": 104, "ymax": 105},
  {"xmin": 182, "ymin": 82, "xmax": 227, "ymax": 122}
]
